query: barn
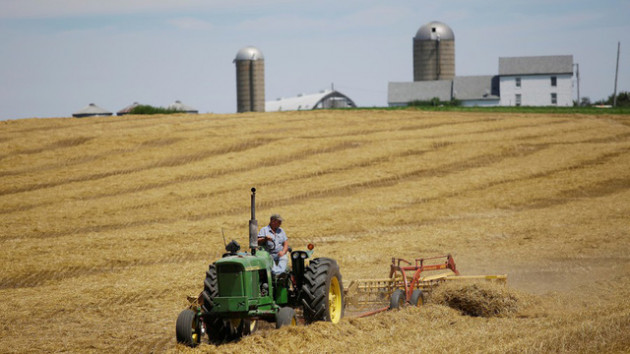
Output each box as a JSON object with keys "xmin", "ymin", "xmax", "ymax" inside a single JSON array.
[
  {"xmin": 117, "ymin": 102, "xmax": 141, "ymax": 116},
  {"xmin": 72, "ymin": 103, "xmax": 112, "ymax": 118},
  {"xmin": 266, "ymin": 90, "xmax": 356, "ymax": 112},
  {"xmin": 167, "ymin": 100, "xmax": 198, "ymax": 114}
]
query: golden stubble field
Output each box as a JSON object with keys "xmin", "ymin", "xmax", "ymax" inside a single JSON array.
[{"xmin": 1, "ymin": 110, "xmax": 629, "ymax": 353}]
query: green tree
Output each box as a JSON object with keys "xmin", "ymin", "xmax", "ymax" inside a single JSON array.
[{"xmin": 601, "ymin": 91, "xmax": 630, "ymax": 107}]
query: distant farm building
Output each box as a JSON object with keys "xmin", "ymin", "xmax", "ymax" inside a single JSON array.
[
  {"xmin": 389, "ymin": 76, "xmax": 500, "ymax": 107},
  {"xmin": 167, "ymin": 100, "xmax": 198, "ymax": 114},
  {"xmin": 388, "ymin": 20, "xmax": 575, "ymax": 107},
  {"xmin": 117, "ymin": 102, "xmax": 141, "ymax": 116},
  {"xmin": 266, "ymin": 90, "xmax": 356, "ymax": 112},
  {"xmin": 72, "ymin": 103, "xmax": 112, "ymax": 118}
]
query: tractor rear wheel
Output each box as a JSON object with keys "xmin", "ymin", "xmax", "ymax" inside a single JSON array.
[
  {"xmin": 276, "ymin": 307, "xmax": 298, "ymax": 329},
  {"xmin": 389, "ymin": 289, "xmax": 405, "ymax": 310},
  {"xmin": 301, "ymin": 257, "xmax": 344, "ymax": 324},
  {"xmin": 409, "ymin": 289, "xmax": 425, "ymax": 307},
  {"xmin": 200, "ymin": 263, "xmax": 233, "ymax": 344},
  {"xmin": 201, "ymin": 264, "xmax": 218, "ymax": 313},
  {"xmin": 176, "ymin": 309, "xmax": 201, "ymax": 347}
]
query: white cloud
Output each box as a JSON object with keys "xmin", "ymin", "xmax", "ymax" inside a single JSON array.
[
  {"xmin": 233, "ymin": 5, "xmax": 410, "ymax": 35},
  {"xmin": 167, "ymin": 17, "xmax": 213, "ymax": 31},
  {"xmin": 0, "ymin": 0, "xmax": 291, "ymax": 19},
  {"xmin": 341, "ymin": 6, "xmax": 411, "ymax": 28}
]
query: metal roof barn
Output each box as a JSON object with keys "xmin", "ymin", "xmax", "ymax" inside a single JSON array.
[
  {"xmin": 117, "ymin": 102, "xmax": 140, "ymax": 116},
  {"xmin": 167, "ymin": 100, "xmax": 198, "ymax": 114},
  {"xmin": 72, "ymin": 103, "xmax": 112, "ymax": 118},
  {"xmin": 265, "ymin": 90, "xmax": 356, "ymax": 112}
]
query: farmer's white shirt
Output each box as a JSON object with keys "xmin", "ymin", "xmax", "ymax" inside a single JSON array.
[{"xmin": 257, "ymin": 225, "xmax": 287, "ymax": 255}]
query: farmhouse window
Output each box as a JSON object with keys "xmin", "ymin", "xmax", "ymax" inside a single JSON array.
[
  {"xmin": 551, "ymin": 76, "xmax": 557, "ymax": 87},
  {"xmin": 515, "ymin": 77, "xmax": 521, "ymax": 87},
  {"xmin": 551, "ymin": 93, "xmax": 557, "ymax": 105},
  {"xmin": 515, "ymin": 94, "xmax": 522, "ymax": 106}
]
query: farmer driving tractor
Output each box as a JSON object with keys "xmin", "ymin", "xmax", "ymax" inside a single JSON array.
[{"xmin": 257, "ymin": 214, "xmax": 289, "ymax": 275}]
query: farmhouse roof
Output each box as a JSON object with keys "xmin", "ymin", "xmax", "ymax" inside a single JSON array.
[
  {"xmin": 387, "ymin": 80, "xmax": 452, "ymax": 104},
  {"xmin": 499, "ymin": 55, "xmax": 573, "ymax": 76},
  {"xmin": 265, "ymin": 90, "xmax": 356, "ymax": 112},
  {"xmin": 167, "ymin": 100, "xmax": 198, "ymax": 114},
  {"xmin": 453, "ymin": 75, "xmax": 500, "ymax": 100},
  {"xmin": 72, "ymin": 103, "xmax": 112, "ymax": 118}
]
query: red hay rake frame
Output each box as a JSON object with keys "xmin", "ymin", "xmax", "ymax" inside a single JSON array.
[{"xmin": 344, "ymin": 254, "xmax": 506, "ymax": 318}]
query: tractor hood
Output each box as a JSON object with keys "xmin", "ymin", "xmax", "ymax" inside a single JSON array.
[{"xmin": 215, "ymin": 249, "xmax": 273, "ymax": 271}]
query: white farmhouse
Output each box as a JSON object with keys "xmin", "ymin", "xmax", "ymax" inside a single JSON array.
[{"xmin": 499, "ymin": 55, "xmax": 573, "ymax": 107}]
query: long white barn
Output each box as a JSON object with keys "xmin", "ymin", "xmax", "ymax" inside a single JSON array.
[{"xmin": 266, "ymin": 90, "xmax": 356, "ymax": 112}]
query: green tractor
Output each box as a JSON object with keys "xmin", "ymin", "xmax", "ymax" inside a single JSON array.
[{"xmin": 176, "ymin": 188, "xmax": 344, "ymax": 347}]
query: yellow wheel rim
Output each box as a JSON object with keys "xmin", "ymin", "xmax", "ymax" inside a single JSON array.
[
  {"xmin": 328, "ymin": 276, "xmax": 342, "ymax": 324},
  {"xmin": 250, "ymin": 320, "xmax": 257, "ymax": 332},
  {"xmin": 191, "ymin": 317, "xmax": 199, "ymax": 343}
]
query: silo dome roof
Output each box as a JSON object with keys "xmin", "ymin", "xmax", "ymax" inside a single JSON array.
[
  {"xmin": 414, "ymin": 21, "xmax": 454, "ymax": 40},
  {"xmin": 235, "ymin": 46, "xmax": 264, "ymax": 61}
]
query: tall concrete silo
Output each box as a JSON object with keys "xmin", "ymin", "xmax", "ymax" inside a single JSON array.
[
  {"xmin": 234, "ymin": 46, "xmax": 265, "ymax": 113},
  {"xmin": 413, "ymin": 21, "xmax": 455, "ymax": 81}
]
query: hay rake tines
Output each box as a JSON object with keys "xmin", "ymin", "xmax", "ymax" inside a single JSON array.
[{"xmin": 344, "ymin": 254, "xmax": 507, "ymax": 317}]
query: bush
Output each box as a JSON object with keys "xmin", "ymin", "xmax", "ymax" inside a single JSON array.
[
  {"xmin": 408, "ymin": 97, "xmax": 461, "ymax": 107},
  {"xmin": 129, "ymin": 105, "xmax": 181, "ymax": 115}
]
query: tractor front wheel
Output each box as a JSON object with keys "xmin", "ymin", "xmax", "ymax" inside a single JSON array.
[
  {"xmin": 240, "ymin": 318, "xmax": 258, "ymax": 335},
  {"xmin": 176, "ymin": 309, "xmax": 201, "ymax": 347},
  {"xmin": 301, "ymin": 258, "xmax": 344, "ymax": 324}
]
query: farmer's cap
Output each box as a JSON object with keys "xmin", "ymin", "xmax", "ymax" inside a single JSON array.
[{"xmin": 270, "ymin": 214, "xmax": 283, "ymax": 222}]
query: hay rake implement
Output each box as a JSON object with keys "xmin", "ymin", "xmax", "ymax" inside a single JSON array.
[{"xmin": 344, "ymin": 254, "xmax": 507, "ymax": 317}]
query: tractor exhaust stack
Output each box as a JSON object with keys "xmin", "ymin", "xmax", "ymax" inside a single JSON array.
[{"xmin": 249, "ymin": 187, "xmax": 258, "ymax": 254}]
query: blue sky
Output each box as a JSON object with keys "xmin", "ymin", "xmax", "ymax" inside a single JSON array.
[{"xmin": 0, "ymin": 0, "xmax": 628, "ymax": 120}]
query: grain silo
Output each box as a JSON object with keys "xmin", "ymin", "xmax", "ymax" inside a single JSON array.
[
  {"xmin": 413, "ymin": 21, "xmax": 455, "ymax": 81},
  {"xmin": 234, "ymin": 46, "xmax": 265, "ymax": 113}
]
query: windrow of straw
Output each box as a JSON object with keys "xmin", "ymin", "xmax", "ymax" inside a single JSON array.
[{"xmin": 429, "ymin": 281, "xmax": 522, "ymax": 317}]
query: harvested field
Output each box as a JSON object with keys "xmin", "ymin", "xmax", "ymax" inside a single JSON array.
[{"xmin": 1, "ymin": 110, "xmax": 629, "ymax": 353}]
